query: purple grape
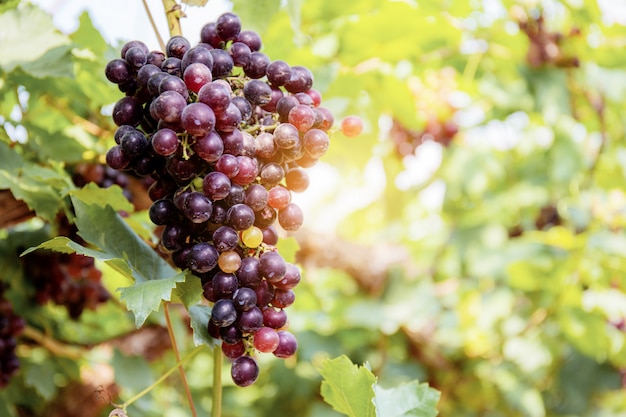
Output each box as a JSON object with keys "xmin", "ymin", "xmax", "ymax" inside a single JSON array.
[
  {"xmin": 120, "ymin": 129, "xmax": 149, "ymax": 158},
  {"xmin": 212, "ymin": 225, "xmax": 239, "ymax": 252},
  {"xmin": 152, "ymin": 91, "xmax": 187, "ymax": 123},
  {"xmin": 221, "ymin": 129, "xmax": 244, "ymax": 156},
  {"xmin": 151, "ymin": 128, "xmax": 179, "ymax": 156},
  {"xmin": 121, "ymin": 40, "xmax": 149, "ymax": 59},
  {"xmin": 285, "ymin": 65, "xmax": 314, "ymax": 93},
  {"xmin": 149, "ymin": 198, "xmax": 179, "ymax": 225},
  {"xmin": 225, "ymin": 183, "xmax": 245, "ymax": 206},
  {"xmin": 216, "ymin": 12, "xmax": 241, "ymax": 41},
  {"xmin": 203, "ymin": 171, "xmax": 231, "ymax": 201},
  {"xmin": 183, "ymin": 192, "xmax": 213, "ymax": 224},
  {"xmin": 278, "ymin": 203, "xmax": 304, "ymax": 231},
  {"xmin": 259, "ymin": 251, "xmax": 286, "ymax": 283},
  {"xmin": 231, "ymin": 96, "xmax": 253, "ymax": 121},
  {"xmin": 211, "ymin": 298, "xmax": 237, "ymax": 327},
  {"xmin": 159, "ymin": 75, "xmax": 189, "ymax": 100},
  {"xmin": 105, "ymin": 59, "xmax": 132, "ymax": 84},
  {"xmin": 181, "ymin": 102, "xmax": 216, "ymax": 137},
  {"xmin": 166, "ymin": 35, "xmax": 191, "ymax": 59},
  {"xmin": 220, "ymin": 324, "xmax": 243, "ymax": 344},
  {"xmin": 236, "ymin": 30, "xmax": 262, "ymax": 52},
  {"xmin": 215, "ymin": 103, "xmax": 242, "ymax": 133},
  {"xmin": 198, "ymin": 81, "xmax": 231, "ymax": 113},
  {"xmin": 237, "ymin": 257, "xmax": 262, "ymax": 288},
  {"xmin": 112, "ymin": 96, "xmax": 143, "ymax": 127},
  {"xmin": 188, "ymin": 242, "xmax": 219, "ymax": 273},
  {"xmin": 215, "ymin": 154, "xmax": 240, "ymax": 178},
  {"xmin": 181, "ymin": 45, "xmax": 214, "ymax": 72},
  {"xmin": 194, "ymin": 130, "xmax": 224, "ymax": 163},
  {"xmin": 244, "ymin": 51, "xmax": 270, "ymax": 79},
  {"xmin": 244, "ymin": 184, "xmax": 269, "ymax": 212},
  {"xmin": 209, "ymin": 49, "xmax": 234, "ymax": 79},
  {"xmin": 236, "ymin": 306, "xmax": 263, "ymax": 333},
  {"xmin": 229, "ymin": 42, "xmax": 251, "ymax": 67},
  {"xmin": 263, "ymin": 307, "xmax": 287, "ymax": 329},
  {"xmin": 212, "ymin": 271, "xmax": 238, "ymax": 299},
  {"xmin": 273, "ymin": 331, "xmax": 297, "ymax": 358},
  {"xmin": 231, "ymin": 356, "xmax": 259, "ymax": 387},
  {"xmin": 226, "ymin": 204, "xmax": 255, "ymax": 231},
  {"xmin": 200, "ymin": 22, "xmax": 224, "ymax": 48},
  {"xmin": 232, "ymin": 155, "xmax": 258, "ymax": 186},
  {"xmin": 105, "ymin": 145, "xmax": 131, "ymax": 170},
  {"xmin": 233, "ymin": 287, "xmax": 257, "ymax": 311},
  {"xmin": 266, "ymin": 60, "xmax": 291, "ymax": 86},
  {"xmin": 125, "ymin": 46, "xmax": 147, "ymax": 69}
]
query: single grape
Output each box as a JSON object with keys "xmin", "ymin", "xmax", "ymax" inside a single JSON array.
[
  {"xmin": 285, "ymin": 168, "xmax": 309, "ymax": 192},
  {"xmin": 272, "ymin": 288, "xmax": 295, "ymax": 308},
  {"xmin": 105, "ymin": 59, "xmax": 132, "ymax": 84},
  {"xmin": 183, "ymin": 192, "xmax": 213, "ymax": 224},
  {"xmin": 226, "ymin": 204, "xmax": 255, "ymax": 231},
  {"xmin": 341, "ymin": 115, "xmax": 364, "ymax": 137},
  {"xmin": 273, "ymin": 331, "xmax": 298, "ymax": 358},
  {"xmin": 216, "ymin": 12, "xmax": 241, "ymax": 42},
  {"xmin": 262, "ymin": 306, "xmax": 288, "ymax": 329},
  {"xmin": 232, "ymin": 287, "xmax": 257, "ymax": 311},
  {"xmin": 188, "ymin": 242, "xmax": 219, "ymax": 273},
  {"xmin": 278, "ymin": 203, "xmax": 304, "ymax": 232},
  {"xmin": 288, "ymin": 104, "xmax": 316, "ymax": 133},
  {"xmin": 266, "ymin": 60, "xmax": 291, "ymax": 86},
  {"xmin": 303, "ymin": 128, "xmax": 330, "ymax": 159},
  {"xmin": 218, "ymin": 250, "xmax": 241, "ymax": 273},
  {"xmin": 194, "ymin": 130, "xmax": 224, "ymax": 163},
  {"xmin": 244, "ymin": 51, "xmax": 270, "ymax": 79},
  {"xmin": 220, "ymin": 324, "xmax": 243, "ymax": 344},
  {"xmin": 236, "ymin": 306, "xmax": 263, "ymax": 333},
  {"xmin": 152, "ymin": 91, "xmax": 187, "ymax": 123},
  {"xmin": 212, "ymin": 271, "xmax": 239, "ymax": 299},
  {"xmin": 229, "ymin": 42, "xmax": 252, "ymax": 67},
  {"xmin": 222, "ymin": 340, "xmax": 246, "ymax": 359},
  {"xmin": 212, "ymin": 226, "xmax": 240, "ymax": 253},
  {"xmin": 200, "ymin": 22, "xmax": 224, "ymax": 48},
  {"xmin": 183, "ymin": 62, "xmax": 213, "ymax": 93},
  {"xmin": 105, "ymin": 145, "xmax": 131, "ymax": 170},
  {"xmin": 181, "ymin": 45, "xmax": 214, "ymax": 72},
  {"xmin": 244, "ymin": 184, "xmax": 268, "ymax": 212},
  {"xmin": 161, "ymin": 56, "xmax": 183, "ymax": 77},
  {"xmin": 236, "ymin": 30, "xmax": 262, "ymax": 52},
  {"xmin": 198, "ymin": 81, "xmax": 231, "ymax": 113},
  {"xmin": 243, "ymin": 79, "xmax": 272, "ymax": 106},
  {"xmin": 210, "ymin": 49, "xmax": 234, "ymax": 79},
  {"xmin": 273, "ymin": 123, "xmax": 300, "ymax": 150},
  {"xmin": 211, "ymin": 298, "xmax": 237, "ymax": 327},
  {"xmin": 121, "ymin": 40, "xmax": 149, "ymax": 59},
  {"xmin": 231, "ymin": 156, "xmax": 258, "ymax": 185},
  {"xmin": 166, "ymin": 35, "xmax": 191, "ymax": 59},
  {"xmin": 260, "ymin": 163, "xmax": 286, "ymax": 187},
  {"xmin": 181, "ymin": 102, "xmax": 216, "ymax": 137},
  {"xmin": 254, "ymin": 132, "xmax": 276, "ymax": 159},
  {"xmin": 221, "ymin": 129, "xmax": 244, "ymax": 156},
  {"xmin": 231, "ymin": 356, "xmax": 259, "ymax": 387},
  {"xmin": 273, "ymin": 262, "xmax": 301, "ymax": 290},
  {"xmin": 284, "ymin": 65, "xmax": 314, "ymax": 93},
  {"xmin": 253, "ymin": 327, "xmax": 280, "ymax": 353},
  {"xmin": 259, "ymin": 251, "xmax": 286, "ymax": 283},
  {"xmin": 203, "ymin": 171, "xmax": 231, "ymax": 201},
  {"xmin": 124, "ymin": 46, "xmax": 147, "ymax": 69},
  {"xmin": 149, "ymin": 198, "xmax": 179, "ymax": 225},
  {"xmin": 215, "ymin": 103, "xmax": 242, "ymax": 133},
  {"xmin": 112, "ymin": 96, "xmax": 143, "ymax": 127},
  {"xmin": 215, "ymin": 154, "xmax": 240, "ymax": 178},
  {"xmin": 241, "ymin": 226, "xmax": 264, "ymax": 248},
  {"xmin": 151, "ymin": 128, "xmax": 180, "ymax": 156},
  {"xmin": 262, "ymin": 226, "xmax": 279, "ymax": 246},
  {"xmin": 237, "ymin": 257, "xmax": 262, "ymax": 288}
]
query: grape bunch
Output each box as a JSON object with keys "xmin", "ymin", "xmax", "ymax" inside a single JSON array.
[
  {"xmin": 21, "ymin": 217, "xmax": 110, "ymax": 320},
  {"xmin": 0, "ymin": 283, "xmax": 25, "ymax": 388},
  {"xmin": 103, "ymin": 12, "xmax": 344, "ymax": 386}
]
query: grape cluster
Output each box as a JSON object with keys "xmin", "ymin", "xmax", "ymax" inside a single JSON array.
[
  {"xmin": 103, "ymin": 12, "xmax": 336, "ymax": 386},
  {"xmin": 0, "ymin": 283, "xmax": 25, "ymax": 388},
  {"xmin": 21, "ymin": 218, "xmax": 110, "ymax": 319}
]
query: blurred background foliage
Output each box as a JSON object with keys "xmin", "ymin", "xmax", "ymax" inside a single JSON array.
[{"xmin": 1, "ymin": 0, "xmax": 626, "ymax": 416}]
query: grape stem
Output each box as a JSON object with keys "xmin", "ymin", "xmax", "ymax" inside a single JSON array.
[
  {"xmin": 162, "ymin": 0, "xmax": 184, "ymax": 37},
  {"xmin": 142, "ymin": 0, "xmax": 166, "ymax": 51},
  {"xmin": 121, "ymin": 344, "xmax": 204, "ymax": 410},
  {"xmin": 164, "ymin": 302, "xmax": 198, "ymax": 417},
  {"xmin": 212, "ymin": 344, "xmax": 223, "ymax": 417}
]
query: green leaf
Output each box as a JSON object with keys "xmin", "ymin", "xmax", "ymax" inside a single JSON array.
[
  {"xmin": 188, "ymin": 304, "xmax": 218, "ymax": 347},
  {"xmin": 71, "ymin": 197, "xmax": 177, "ymax": 284},
  {"xmin": 0, "ymin": 4, "xmax": 73, "ymax": 77},
  {"xmin": 232, "ymin": 0, "xmax": 281, "ymax": 33},
  {"xmin": 374, "ymin": 381, "xmax": 440, "ymax": 417},
  {"xmin": 276, "ymin": 235, "xmax": 299, "ymax": 264},
  {"xmin": 119, "ymin": 273, "xmax": 185, "ymax": 328},
  {"xmin": 0, "ymin": 161, "xmax": 73, "ymax": 222},
  {"xmin": 23, "ymin": 359, "xmax": 58, "ymax": 400},
  {"xmin": 172, "ymin": 271, "xmax": 203, "ymax": 309},
  {"xmin": 70, "ymin": 182, "xmax": 134, "ymax": 213},
  {"xmin": 319, "ymin": 355, "xmax": 377, "ymax": 417}
]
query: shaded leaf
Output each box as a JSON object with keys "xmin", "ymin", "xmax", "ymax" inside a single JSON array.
[
  {"xmin": 119, "ymin": 273, "xmax": 185, "ymax": 328},
  {"xmin": 188, "ymin": 304, "xmax": 218, "ymax": 347},
  {"xmin": 374, "ymin": 381, "xmax": 440, "ymax": 417}
]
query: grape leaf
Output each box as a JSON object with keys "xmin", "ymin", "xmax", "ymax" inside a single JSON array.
[
  {"xmin": 319, "ymin": 355, "xmax": 377, "ymax": 417},
  {"xmin": 69, "ymin": 183, "xmax": 134, "ymax": 213},
  {"xmin": 374, "ymin": 381, "xmax": 440, "ymax": 417},
  {"xmin": 0, "ymin": 161, "xmax": 73, "ymax": 222},
  {"xmin": 188, "ymin": 304, "xmax": 218, "ymax": 347},
  {"xmin": 119, "ymin": 273, "xmax": 185, "ymax": 327},
  {"xmin": 232, "ymin": 0, "xmax": 281, "ymax": 33},
  {"xmin": 0, "ymin": 4, "xmax": 73, "ymax": 77},
  {"xmin": 172, "ymin": 271, "xmax": 203, "ymax": 309},
  {"xmin": 70, "ymin": 197, "xmax": 178, "ymax": 284},
  {"xmin": 276, "ymin": 235, "xmax": 299, "ymax": 264}
]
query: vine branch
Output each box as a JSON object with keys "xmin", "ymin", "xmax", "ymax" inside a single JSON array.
[
  {"xmin": 142, "ymin": 0, "xmax": 166, "ymax": 51},
  {"xmin": 164, "ymin": 303, "xmax": 198, "ymax": 417},
  {"xmin": 162, "ymin": 0, "xmax": 185, "ymax": 38}
]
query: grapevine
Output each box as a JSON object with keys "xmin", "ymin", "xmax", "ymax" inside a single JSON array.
[{"xmin": 103, "ymin": 11, "xmax": 358, "ymax": 387}]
